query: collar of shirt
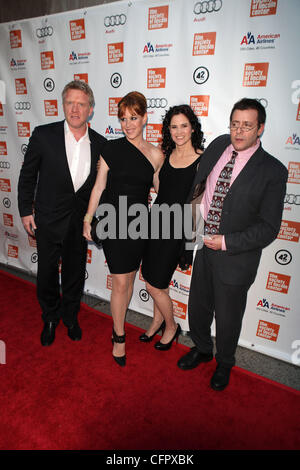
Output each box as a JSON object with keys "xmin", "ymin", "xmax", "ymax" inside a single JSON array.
[
  {"xmin": 64, "ymin": 120, "xmax": 90, "ymax": 144},
  {"xmin": 228, "ymin": 138, "xmax": 261, "ymax": 161},
  {"xmin": 201, "ymin": 137, "xmax": 261, "ymax": 223}
]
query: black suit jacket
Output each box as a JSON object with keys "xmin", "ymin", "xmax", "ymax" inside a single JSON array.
[
  {"xmin": 191, "ymin": 134, "xmax": 288, "ymax": 285},
  {"xmin": 18, "ymin": 120, "xmax": 107, "ymax": 241}
]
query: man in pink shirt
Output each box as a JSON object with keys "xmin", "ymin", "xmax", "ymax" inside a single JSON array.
[{"xmin": 178, "ymin": 98, "xmax": 288, "ymax": 391}]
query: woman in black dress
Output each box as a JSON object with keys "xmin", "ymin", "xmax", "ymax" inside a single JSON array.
[
  {"xmin": 140, "ymin": 105, "xmax": 205, "ymax": 350},
  {"xmin": 83, "ymin": 92, "xmax": 163, "ymax": 366}
]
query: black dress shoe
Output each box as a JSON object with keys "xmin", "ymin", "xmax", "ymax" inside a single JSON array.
[
  {"xmin": 177, "ymin": 347, "xmax": 213, "ymax": 370},
  {"xmin": 210, "ymin": 365, "xmax": 232, "ymax": 391},
  {"xmin": 41, "ymin": 321, "xmax": 59, "ymax": 346},
  {"xmin": 67, "ymin": 322, "xmax": 82, "ymax": 341},
  {"xmin": 139, "ymin": 321, "xmax": 166, "ymax": 342}
]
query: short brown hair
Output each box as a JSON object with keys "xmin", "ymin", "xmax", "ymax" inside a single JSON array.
[
  {"xmin": 62, "ymin": 80, "xmax": 95, "ymax": 108},
  {"xmin": 230, "ymin": 98, "xmax": 266, "ymax": 127},
  {"xmin": 118, "ymin": 91, "xmax": 147, "ymax": 118}
]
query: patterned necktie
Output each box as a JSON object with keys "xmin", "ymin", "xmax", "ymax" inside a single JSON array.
[{"xmin": 204, "ymin": 150, "xmax": 238, "ymax": 235}]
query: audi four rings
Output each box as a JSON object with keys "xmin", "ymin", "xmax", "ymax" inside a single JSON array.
[
  {"xmin": 147, "ymin": 98, "xmax": 168, "ymax": 108},
  {"xmin": 194, "ymin": 0, "xmax": 222, "ymax": 14},
  {"xmin": 104, "ymin": 15, "xmax": 126, "ymax": 27},
  {"xmin": 36, "ymin": 26, "xmax": 53, "ymax": 38},
  {"xmin": 15, "ymin": 102, "xmax": 31, "ymax": 110},
  {"xmin": 0, "ymin": 162, "xmax": 10, "ymax": 169},
  {"xmin": 285, "ymin": 194, "xmax": 300, "ymax": 205}
]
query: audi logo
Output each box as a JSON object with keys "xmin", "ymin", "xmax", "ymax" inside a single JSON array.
[
  {"xmin": 284, "ymin": 194, "xmax": 300, "ymax": 205},
  {"xmin": 104, "ymin": 14, "xmax": 127, "ymax": 27},
  {"xmin": 0, "ymin": 162, "xmax": 10, "ymax": 169},
  {"xmin": 15, "ymin": 102, "xmax": 31, "ymax": 110},
  {"xmin": 147, "ymin": 98, "xmax": 168, "ymax": 108},
  {"xmin": 36, "ymin": 26, "xmax": 53, "ymax": 38},
  {"xmin": 194, "ymin": 0, "xmax": 222, "ymax": 14}
]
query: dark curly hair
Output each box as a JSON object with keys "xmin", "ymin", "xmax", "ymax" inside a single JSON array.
[{"xmin": 161, "ymin": 105, "xmax": 205, "ymax": 157}]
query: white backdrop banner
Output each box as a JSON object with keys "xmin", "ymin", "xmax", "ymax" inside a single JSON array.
[{"xmin": 0, "ymin": 0, "xmax": 299, "ymax": 365}]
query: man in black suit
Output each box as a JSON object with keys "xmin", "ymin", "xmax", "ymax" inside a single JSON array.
[
  {"xmin": 18, "ymin": 80, "xmax": 106, "ymax": 346},
  {"xmin": 178, "ymin": 98, "xmax": 288, "ymax": 390}
]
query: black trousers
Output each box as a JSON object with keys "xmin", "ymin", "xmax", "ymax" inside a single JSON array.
[
  {"xmin": 35, "ymin": 214, "xmax": 87, "ymax": 327},
  {"xmin": 188, "ymin": 246, "xmax": 252, "ymax": 368}
]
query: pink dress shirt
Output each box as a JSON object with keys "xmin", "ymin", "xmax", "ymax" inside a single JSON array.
[{"xmin": 202, "ymin": 139, "xmax": 261, "ymax": 250}]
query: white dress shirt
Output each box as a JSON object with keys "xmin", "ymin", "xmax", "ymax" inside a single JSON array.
[{"xmin": 64, "ymin": 120, "xmax": 91, "ymax": 192}]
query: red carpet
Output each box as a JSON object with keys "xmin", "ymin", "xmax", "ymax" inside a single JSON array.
[{"xmin": 0, "ymin": 269, "xmax": 299, "ymax": 451}]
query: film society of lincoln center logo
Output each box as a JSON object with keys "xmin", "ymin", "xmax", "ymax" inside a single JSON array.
[
  {"xmin": 147, "ymin": 68, "xmax": 166, "ymax": 89},
  {"xmin": 15, "ymin": 78, "xmax": 27, "ymax": 94},
  {"xmin": 69, "ymin": 19, "xmax": 85, "ymax": 40},
  {"xmin": 190, "ymin": 95, "xmax": 210, "ymax": 117},
  {"xmin": 107, "ymin": 42, "xmax": 124, "ymax": 63},
  {"xmin": 250, "ymin": 0, "xmax": 278, "ymax": 17},
  {"xmin": 148, "ymin": 6, "xmax": 169, "ymax": 30},
  {"xmin": 9, "ymin": 29, "xmax": 22, "ymax": 48},
  {"xmin": 243, "ymin": 62, "xmax": 269, "ymax": 87}
]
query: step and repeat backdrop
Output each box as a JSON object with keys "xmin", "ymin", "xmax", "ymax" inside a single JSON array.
[{"xmin": 0, "ymin": 0, "xmax": 299, "ymax": 365}]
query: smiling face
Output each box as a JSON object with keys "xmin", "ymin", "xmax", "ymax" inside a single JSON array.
[
  {"xmin": 119, "ymin": 107, "xmax": 147, "ymax": 141},
  {"xmin": 63, "ymin": 88, "xmax": 93, "ymax": 133},
  {"xmin": 169, "ymin": 113, "xmax": 193, "ymax": 147},
  {"xmin": 230, "ymin": 108, "xmax": 264, "ymax": 152}
]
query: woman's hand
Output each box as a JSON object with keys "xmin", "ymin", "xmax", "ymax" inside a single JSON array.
[{"xmin": 83, "ymin": 221, "xmax": 92, "ymax": 241}]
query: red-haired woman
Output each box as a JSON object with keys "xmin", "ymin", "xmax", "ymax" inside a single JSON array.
[{"xmin": 83, "ymin": 91, "xmax": 163, "ymax": 366}]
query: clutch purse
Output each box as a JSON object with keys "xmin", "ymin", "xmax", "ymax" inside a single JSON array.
[{"xmin": 90, "ymin": 216, "xmax": 103, "ymax": 248}]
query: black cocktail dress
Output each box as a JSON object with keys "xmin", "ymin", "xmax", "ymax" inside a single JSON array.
[
  {"xmin": 99, "ymin": 137, "xmax": 154, "ymax": 274},
  {"xmin": 141, "ymin": 154, "xmax": 201, "ymax": 288}
]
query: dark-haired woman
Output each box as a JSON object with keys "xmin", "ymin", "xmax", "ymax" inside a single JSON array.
[
  {"xmin": 83, "ymin": 91, "xmax": 164, "ymax": 366},
  {"xmin": 140, "ymin": 105, "xmax": 205, "ymax": 350}
]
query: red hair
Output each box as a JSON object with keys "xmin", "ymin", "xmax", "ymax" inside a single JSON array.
[{"xmin": 118, "ymin": 91, "xmax": 147, "ymax": 118}]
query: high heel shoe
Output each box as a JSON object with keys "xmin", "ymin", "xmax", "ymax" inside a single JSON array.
[
  {"xmin": 154, "ymin": 324, "xmax": 181, "ymax": 351},
  {"xmin": 112, "ymin": 329, "xmax": 126, "ymax": 367},
  {"xmin": 139, "ymin": 321, "xmax": 166, "ymax": 343}
]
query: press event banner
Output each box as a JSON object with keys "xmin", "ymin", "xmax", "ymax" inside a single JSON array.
[{"xmin": 0, "ymin": 0, "xmax": 299, "ymax": 365}]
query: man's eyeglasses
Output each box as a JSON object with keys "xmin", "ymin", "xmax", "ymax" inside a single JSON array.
[{"xmin": 229, "ymin": 123, "xmax": 257, "ymax": 132}]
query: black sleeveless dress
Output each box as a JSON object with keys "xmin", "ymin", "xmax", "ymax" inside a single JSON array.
[
  {"xmin": 141, "ymin": 154, "xmax": 201, "ymax": 289},
  {"xmin": 99, "ymin": 137, "xmax": 154, "ymax": 274}
]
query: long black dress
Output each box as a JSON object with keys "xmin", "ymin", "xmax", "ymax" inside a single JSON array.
[
  {"xmin": 141, "ymin": 154, "xmax": 201, "ymax": 289},
  {"xmin": 99, "ymin": 137, "xmax": 154, "ymax": 274}
]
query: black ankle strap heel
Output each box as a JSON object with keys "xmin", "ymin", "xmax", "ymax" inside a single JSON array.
[{"xmin": 112, "ymin": 329, "xmax": 126, "ymax": 367}]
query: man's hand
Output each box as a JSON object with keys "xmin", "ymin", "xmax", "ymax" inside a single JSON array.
[
  {"xmin": 21, "ymin": 215, "xmax": 36, "ymax": 237},
  {"xmin": 204, "ymin": 234, "xmax": 223, "ymax": 250}
]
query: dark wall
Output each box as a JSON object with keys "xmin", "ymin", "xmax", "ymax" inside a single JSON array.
[{"xmin": 0, "ymin": 0, "xmax": 120, "ymax": 23}]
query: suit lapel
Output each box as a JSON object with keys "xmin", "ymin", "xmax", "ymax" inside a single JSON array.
[
  {"xmin": 53, "ymin": 120, "xmax": 75, "ymax": 192},
  {"xmin": 197, "ymin": 135, "xmax": 231, "ymax": 183}
]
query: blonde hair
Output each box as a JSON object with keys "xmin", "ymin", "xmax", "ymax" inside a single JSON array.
[{"xmin": 62, "ymin": 80, "xmax": 95, "ymax": 108}]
